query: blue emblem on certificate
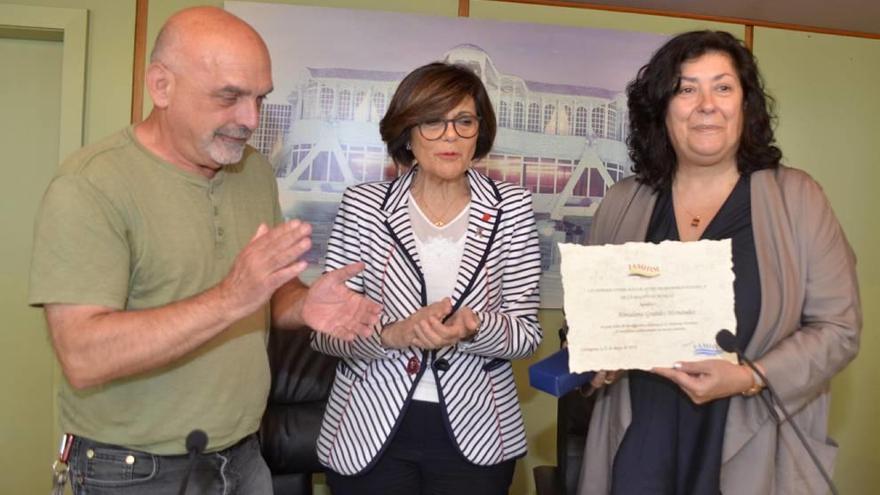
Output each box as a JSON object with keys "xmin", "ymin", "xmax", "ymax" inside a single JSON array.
[{"xmin": 693, "ymin": 343, "xmax": 724, "ymax": 357}]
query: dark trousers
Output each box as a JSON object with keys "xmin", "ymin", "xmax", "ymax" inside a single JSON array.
[
  {"xmin": 326, "ymin": 401, "xmax": 516, "ymax": 495},
  {"xmin": 67, "ymin": 433, "xmax": 272, "ymax": 494}
]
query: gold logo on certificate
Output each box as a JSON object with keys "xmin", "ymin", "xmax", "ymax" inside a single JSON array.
[{"xmin": 628, "ymin": 263, "xmax": 660, "ymax": 277}]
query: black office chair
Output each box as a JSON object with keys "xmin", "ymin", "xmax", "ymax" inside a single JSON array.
[
  {"xmin": 533, "ymin": 328, "xmax": 596, "ymax": 495},
  {"xmin": 260, "ymin": 329, "xmax": 337, "ymax": 495}
]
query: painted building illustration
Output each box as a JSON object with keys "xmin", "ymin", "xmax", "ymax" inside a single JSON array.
[{"xmin": 248, "ymin": 44, "xmax": 634, "ymax": 306}]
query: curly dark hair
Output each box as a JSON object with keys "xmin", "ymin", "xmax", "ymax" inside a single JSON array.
[
  {"xmin": 380, "ymin": 62, "xmax": 496, "ymax": 167},
  {"xmin": 626, "ymin": 30, "xmax": 781, "ymax": 189}
]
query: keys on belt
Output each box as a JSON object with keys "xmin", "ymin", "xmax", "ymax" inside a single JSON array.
[{"xmin": 51, "ymin": 433, "xmax": 74, "ymax": 495}]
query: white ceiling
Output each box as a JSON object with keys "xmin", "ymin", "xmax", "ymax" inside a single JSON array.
[{"xmin": 561, "ymin": 0, "xmax": 880, "ymax": 36}]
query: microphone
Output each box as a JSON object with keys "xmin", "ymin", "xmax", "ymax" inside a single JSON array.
[
  {"xmin": 178, "ymin": 429, "xmax": 208, "ymax": 495},
  {"xmin": 715, "ymin": 330, "xmax": 839, "ymax": 495}
]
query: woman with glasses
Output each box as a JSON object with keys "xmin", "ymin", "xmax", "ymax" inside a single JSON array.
[{"xmin": 311, "ymin": 62, "xmax": 541, "ymax": 494}]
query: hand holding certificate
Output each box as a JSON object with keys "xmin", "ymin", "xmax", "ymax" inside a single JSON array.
[{"xmin": 560, "ymin": 240, "xmax": 737, "ymax": 373}]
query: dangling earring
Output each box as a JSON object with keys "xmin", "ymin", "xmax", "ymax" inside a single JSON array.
[{"xmin": 405, "ymin": 142, "xmax": 411, "ymax": 150}]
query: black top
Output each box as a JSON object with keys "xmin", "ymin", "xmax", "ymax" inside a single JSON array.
[{"xmin": 610, "ymin": 174, "xmax": 761, "ymax": 495}]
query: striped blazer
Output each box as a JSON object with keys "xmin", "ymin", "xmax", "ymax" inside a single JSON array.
[{"xmin": 312, "ymin": 166, "xmax": 542, "ymax": 475}]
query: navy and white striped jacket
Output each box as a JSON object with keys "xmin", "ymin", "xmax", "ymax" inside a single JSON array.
[{"xmin": 311, "ymin": 166, "xmax": 542, "ymax": 475}]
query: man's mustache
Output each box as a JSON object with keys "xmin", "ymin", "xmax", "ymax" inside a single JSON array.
[{"xmin": 215, "ymin": 126, "xmax": 252, "ymax": 140}]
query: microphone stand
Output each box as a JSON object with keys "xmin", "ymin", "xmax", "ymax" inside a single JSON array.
[
  {"xmin": 178, "ymin": 429, "xmax": 208, "ymax": 495},
  {"xmin": 716, "ymin": 330, "xmax": 839, "ymax": 495}
]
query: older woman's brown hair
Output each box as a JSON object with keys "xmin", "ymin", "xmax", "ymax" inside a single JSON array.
[{"xmin": 380, "ymin": 62, "xmax": 497, "ymax": 167}]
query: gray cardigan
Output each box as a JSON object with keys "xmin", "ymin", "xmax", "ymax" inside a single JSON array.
[{"xmin": 577, "ymin": 166, "xmax": 861, "ymax": 494}]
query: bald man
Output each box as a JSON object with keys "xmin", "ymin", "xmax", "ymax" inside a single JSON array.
[{"xmin": 29, "ymin": 7, "xmax": 378, "ymax": 494}]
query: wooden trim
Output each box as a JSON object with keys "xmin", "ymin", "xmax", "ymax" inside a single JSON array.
[
  {"xmin": 487, "ymin": 0, "xmax": 880, "ymax": 40},
  {"xmin": 130, "ymin": 0, "xmax": 148, "ymax": 124},
  {"xmin": 744, "ymin": 25, "xmax": 754, "ymax": 50},
  {"xmin": 459, "ymin": 0, "xmax": 470, "ymax": 17}
]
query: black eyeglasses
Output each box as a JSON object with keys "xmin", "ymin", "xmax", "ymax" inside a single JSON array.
[{"xmin": 417, "ymin": 115, "xmax": 481, "ymax": 141}]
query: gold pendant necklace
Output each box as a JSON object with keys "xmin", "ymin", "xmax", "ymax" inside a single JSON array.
[
  {"xmin": 420, "ymin": 200, "xmax": 451, "ymax": 227},
  {"xmin": 678, "ymin": 205, "xmax": 703, "ymax": 228},
  {"xmin": 673, "ymin": 171, "xmax": 739, "ymax": 230},
  {"xmin": 674, "ymin": 191, "xmax": 711, "ymax": 229},
  {"xmin": 411, "ymin": 179, "xmax": 471, "ymax": 228},
  {"xmin": 415, "ymin": 191, "xmax": 470, "ymax": 227}
]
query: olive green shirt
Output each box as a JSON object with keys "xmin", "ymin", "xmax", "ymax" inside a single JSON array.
[{"xmin": 29, "ymin": 126, "xmax": 283, "ymax": 454}]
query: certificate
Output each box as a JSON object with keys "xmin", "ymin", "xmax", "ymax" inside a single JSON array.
[{"xmin": 559, "ymin": 240, "xmax": 737, "ymax": 372}]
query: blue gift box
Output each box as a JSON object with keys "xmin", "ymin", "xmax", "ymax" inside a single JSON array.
[{"xmin": 528, "ymin": 348, "xmax": 595, "ymax": 397}]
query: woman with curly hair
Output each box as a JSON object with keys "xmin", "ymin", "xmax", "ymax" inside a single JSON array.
[{"xmin": 578, "ymin": 30, "xmax": 861, "ymax": 494}]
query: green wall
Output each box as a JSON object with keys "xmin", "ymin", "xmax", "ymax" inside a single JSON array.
[
  {"xmin": 2, "ymin": 1, "xmax": 876, "ymax": 493},
  {"xmin": 0, "ymin": 34, "xmax": 63, "ymax": 495},
  {"xmin": 0, "ymin": 0, "xmax": 136, "ymax": 142},
  {"xmin": 0, "ymin": 1, "xmax": 136, "ymax": 493},
  {"xmin": 753, "ymin": 28, "xmax": 880, "ymax": 493}
]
